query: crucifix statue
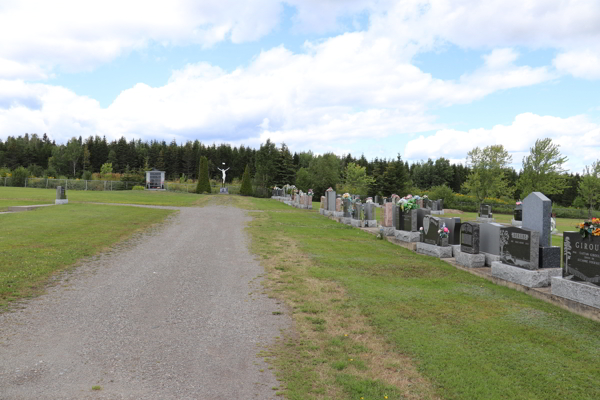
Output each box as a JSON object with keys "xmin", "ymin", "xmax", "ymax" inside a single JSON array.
[{"xmin": 217, "ymin": 163, "xmax": 230, "ymax": 187}]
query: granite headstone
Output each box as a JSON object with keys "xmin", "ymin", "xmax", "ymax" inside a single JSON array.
[
  {"xmin": 499, "ymin": 226, "xmax": 540, "ymax": 270},
  {"xmin": 460, "ymin": 222, "xmax": 480, "ymax": 254}
]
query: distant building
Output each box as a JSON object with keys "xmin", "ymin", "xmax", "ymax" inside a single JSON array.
[{"xmin": 146, "ymin": 169, "xmax": 165, "ymax": 190}]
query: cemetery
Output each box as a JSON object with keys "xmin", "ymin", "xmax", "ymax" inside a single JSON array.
[{"xmin": 287, "ymin": 186, "xmax": 600, "ymax": 319}]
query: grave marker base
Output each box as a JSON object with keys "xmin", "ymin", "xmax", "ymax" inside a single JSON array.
[
  {"xmin": 55, "ymin": 199, "xmax": 68, "ymax": 205},
  {"xmin": 350, "ymin": 219, "xmax": 363, "ymax": 228},
  {"xmin": 476, "ymin": 217, "xmax": 496, "ymax": 223},
  {"xmin": 364, "ymin": 219, "xmax": 377, "ymax": 227},
  {"xmin": 416, "ymin": 242, "xmax": 453, "ymax": 258},
  {"xmin": 551, "ymin": 277, "xmax": 600, "ymax": 309},
  {"xmin": 491, "ymin": 262, "xmax": 561, "ymax": 288},
  {"xmin": 394, "ymin": 230, "xmax": 421, "ymax": 243},
  {"xmin": 455, "ymin": 249, "xmax": 486, "ymax": 268},
  {"xmin": 511, "ymin": 219, "xmax": 522, "ymax": 227}
]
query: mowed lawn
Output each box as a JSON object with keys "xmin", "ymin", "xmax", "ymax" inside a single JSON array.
[
  {"xmin": 241, "ymin": 198, "xmax": 600, "ymax": 400},
  {"xmin": 0, "ymin": 186, "xmax": 206, "ymax": 207},
  {"xmin": 0, "ymin": 202, "xmax": 175, "ymax": 308}
]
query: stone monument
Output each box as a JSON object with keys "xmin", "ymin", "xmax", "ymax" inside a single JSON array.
[
  {"xmin": 552, "ymin": 231, "xmax": 600, "ymax": 308},
  {"xmin": 477, "ymin": 204, "xmax": 495, "ymax": 222},
  {"xmin": 55, "ymin": 186, "xmax": 68, "ymax": 205},
  {"xmin": 455, "ymin": 222, "xmax": 485, "ymax": 268}
]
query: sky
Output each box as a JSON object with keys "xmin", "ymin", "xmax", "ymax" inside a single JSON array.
[{"xmin": 0, "ymin": 0, "xmax": 599, "ymax": 173}]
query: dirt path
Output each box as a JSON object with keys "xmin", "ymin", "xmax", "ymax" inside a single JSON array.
[{"xmin": 0, "ymin": 205, "xmax": 289, "ymax": 399}]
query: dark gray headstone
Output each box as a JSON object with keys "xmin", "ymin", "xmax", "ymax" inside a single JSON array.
[
  {"xmin": 480, "ymin": 222, "xmax": 504, "ymax": 255},
  {"xmin": 416, "ymin": 208, "xmax": 431, "ymax": 231},
  {"xmin": 56, "ymin": 186, "xmax": 66, "ymax": 200},
  {"xmin": 364, "ymin": 203, "xmax": 376, "ymax": 220},
  {"xmin": 422, "ymin": 216, "xmax": 442, "ymax": 246},
  {"xmin": 374, "ymin": 195, "xmax": 379, "ymax": 204},
  {"xmin": 343, "ymin": 199, "xmax": 352, "ymax": 218},
  {"xmin": 352, "ymin": 202, "xmax": 362, "ymax": 220},
  {"xmin": 402, "ymin": 209, "xmax": 418, "ymax": 232},
  {"xmin": 440, "ymin": 217, "xmax": 461, "ymax": 245},
  {"xmin": 394, "ymin": 205, "xmax": 403, "ymax": 229},
  {"xmin": 522, "ymin": 192, "xmax": 552, "ymax": 247},
  {"xmin": 479, "ymin": 204, "xmax": 492, "ymax": 218},
  {"xmin": 564, "ymin": 232, "xmax": 600, "ymax": 286},
  {"xmin": 499, "ymin": 226, "xmax": 540, "ymax": 270},
  {"xmin": 514, "ymin": 204, "xmax": 522, "ymax": 221},
  {"xmin": 461, "ymin": 222, "xmax": 480, "ymax": 254},
  {"xmin": 392, "ymin": 205, "xmax": 398, "ymax": 229},
  {"xmin": 326, "ymin": 190, "xmax": 336, "ymax": 211}
]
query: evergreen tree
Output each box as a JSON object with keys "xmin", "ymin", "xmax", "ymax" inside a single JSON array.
[
  {"xmin": 240, "ymin": 164, "xmax": 253, "ymax": 196},
  {"xmin": 196, "ymin": 156, "xmax": 211, "ymax": 194}
]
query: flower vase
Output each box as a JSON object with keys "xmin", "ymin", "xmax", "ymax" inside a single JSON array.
[{"xmin": 440, "ymin": 237, "xmax": 449, "ymax": 247}]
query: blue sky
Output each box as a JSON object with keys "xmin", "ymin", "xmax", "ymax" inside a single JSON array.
[{"xmin": 1, "ymin": 0, "xmax": 599, "ymax": 173}]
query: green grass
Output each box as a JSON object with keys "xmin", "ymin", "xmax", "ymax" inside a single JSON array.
[
  {"xmin": 0, "ymin": 187, "xmax": 207, "ymax": 207},
  {"xmin": 0, "ymin": 203, "xmax": 174, "ymax": 308},
  {"xmin": 239, "ymin": 198, "xmax": 600, "ymax": 400}
]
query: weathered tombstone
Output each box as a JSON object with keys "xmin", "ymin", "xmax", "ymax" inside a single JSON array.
[
  {"xmin": 336, "ymin": 197, "xmax": 342, "ymax": 214},
  {"xmin": 320, "ymin": 196, "xmax": 326, "ymax": 214},
  {"xmin": 499, "ymin": 226, "xmax": 540, "ymax": 270},
  {"xmin": 460, "ymin": 222, "xmax": 480, "ymax": 254},
  {"xmin": 55, "ymin": 186, "xmax": 68, "ymax": 205},
  {"xmin": 374, "ymin": 195, "xmax": 379, "ymax": 205}
]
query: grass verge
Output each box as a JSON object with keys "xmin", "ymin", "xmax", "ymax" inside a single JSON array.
[
  {"xmin": 0, "ymin": 187, "xmax": 207, "ymax": 207},
  {"xmin": 235, "ymin": 197, "xmax": 600, "ymax": 400},
  {"xmin": 0, "ymin": 203, "xmax": 174, "ymax": 308}
]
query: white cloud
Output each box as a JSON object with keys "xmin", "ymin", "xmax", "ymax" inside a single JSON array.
[
  {"xmin": 404, "ymin": 112, "xmax": 600, "ymax": 173},
  {"xmin": 553, "ymin": 50, "xmax": 600, "ymax": 80}
]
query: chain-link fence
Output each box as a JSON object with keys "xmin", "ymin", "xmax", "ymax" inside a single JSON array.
[{"xmin": 0, "ymin": 177, "xmax": 245, "ymax": 194}]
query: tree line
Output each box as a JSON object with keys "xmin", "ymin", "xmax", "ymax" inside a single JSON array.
[{"xmin": 0, "ymin": 134, "xmax": 595, "ymax": 210}]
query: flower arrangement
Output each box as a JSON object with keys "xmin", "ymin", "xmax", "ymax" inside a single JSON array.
[
  {"xmin": 516, "ymin": 201, "xmax": 522, "ymax": 205},
  {"xmin": 405, "ymin": 194, "xmax": 413, "ymax": 199},
  {"xmin": 365, "ymin": 197, "xmax": 373, "ymax": 203},
  {"xmin": 578, "ymin": 218, "xmax": 600, "ymax": 238},
  {"xmin": 326, "ymin": 187, "xmax": 334, "ymax": 192},
  {"xmin": 342, "ymin": 192, "xmax": 351, "ymax": 199},
  {"xmin": 402, "ymin": 198, "xmax": 418, "ymax": 211},
  {"xmin": 438, "ymin": 223, "xmax": 449, "ymax": 239},
  {"xmin": 307, "ymin": 189, "xmax": 314, "ymax": 196}
]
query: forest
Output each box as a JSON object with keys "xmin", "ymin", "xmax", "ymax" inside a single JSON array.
[{"xmin": 0, "ymin": 133, "xmax": 594, "ymax": 211}]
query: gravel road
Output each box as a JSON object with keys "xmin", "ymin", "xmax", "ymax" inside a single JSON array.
[{"xmin": 0, "ymin": 205, "xmax": 289, "ymax": 399}]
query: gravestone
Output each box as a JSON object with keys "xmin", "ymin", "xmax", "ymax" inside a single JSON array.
[
  {"xmin": 374, "ymin": 195, "xmax": 379, "ymax": 204},
  {"xmin": 522, "ymin": 192, "xmax": 552, "ymax": 247},
  {"xmin": 382, "ymin": 203, "xmax": 394, "ymax": 227},
  {"xmin": 351, "ymin": 201, "xmax": 363, "ymax": 228},
  {"xmin": 55, "ymin": 186, "xmax": 68, "ymax": 205},
  {"xmin": 320, "ymin": 196, "xmax": 326, "ymax": 210},
  {"xmin": 522, "ymin": 192, "xmax": 560, "ymax": 268},
  {"xmin": 364, "ymin": 203, "xmax": 377, "ymax": 227},
  {"xmin": 513, "ymin": 203, "xmax": 523, "ymax": 226},
  {"xmin": 416, "ymin": 208, "xmax": 431, "ymax": 231},
  {"xmin": 394, "ymin": 205, "xmax": 403, "ymax": 230},
  {"xmin": 336, "ymin": 198, "xmax": 342, "ymax": 213},
  {"xmin": 326, "ymin": 190, "xmax": 336, "ymax": 212},
  {"xmin": 499, "ymin": 226, "xmax": 540, "ymax": 270},
  {"xmin": 402, "ymin": 209, "xmax": 417, "ymax": 232},
  {"xmin": 552, "ymin": 231, "xmax": 600, "ymax": 308},
  {"xmin": 479, "ymin": 222, "xmax": 504, "ymax": 266},
  {"xmin": 461, "ymin": 222, "xmax": 480, "ymax": 254},
  {"xmin": 343, "ymin": 199, "xmax": 352, "ymax": 218},
  {"xmin": 422, "ymin": 216, "xmax": 442, "ymax": 246},
  {"xmin": 479, "ymin": 204, "xmax": 492, "ymax": 218},
  {"xmin": 563, "ymin": 232, "xmax": 600, "ymax": 286}
]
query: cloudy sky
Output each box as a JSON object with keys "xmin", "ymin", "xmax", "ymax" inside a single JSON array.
[{"xmin": 0, "ymin": 0, "xmax": 598, "ymax": 172}]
